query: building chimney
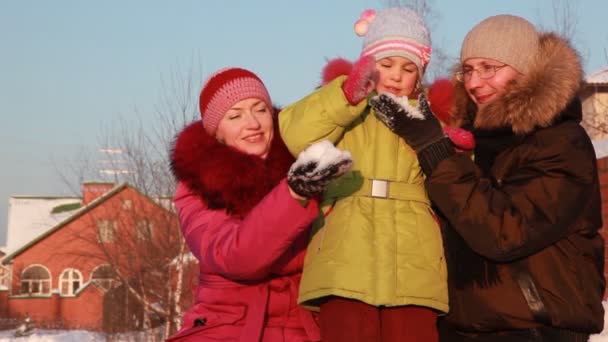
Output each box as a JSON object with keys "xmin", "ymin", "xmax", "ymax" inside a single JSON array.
[{"xmin": 82, "ymin": 182, "xmax": 114, "ymax": 205}]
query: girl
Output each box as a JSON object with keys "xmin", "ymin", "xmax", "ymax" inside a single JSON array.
[{"xmin": 279, "ymin": 7, "xmax": 448, "ymax": 342}]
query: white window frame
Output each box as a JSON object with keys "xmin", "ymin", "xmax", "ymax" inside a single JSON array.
[
  {"xmin": 136, "ymin": 219, "xmax": 154, "ymax": 241},
  {"xmin": 59, "ymin": 268, "xmax": 83, "ymax": 296},
  {"xmin": 97, "ymin": 219, "xmax": 117, "ymax": 243},
  {"xmin": 91, "ymin": 264, "xmax": 115, "ymax": 291},
  {"xmin": 122, "ymin": 199, "xmax": 132, "ymax": 210},
  {"xmin": 20, "ymin": 265, "xmax": 51, "ymax": 296}
]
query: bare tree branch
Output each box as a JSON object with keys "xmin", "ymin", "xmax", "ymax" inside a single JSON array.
[{"xmin": 52, "ymin": 59, "xmax": 203, "ymax": 336}]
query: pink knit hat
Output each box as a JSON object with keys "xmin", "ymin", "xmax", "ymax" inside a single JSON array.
[
  {"xmin": 356, "ymin": 7, "xmax": 432, "ymax": 77},
  {"xmin": 199, "ymin": 68, "xmax": 272, "ymax": 135}
]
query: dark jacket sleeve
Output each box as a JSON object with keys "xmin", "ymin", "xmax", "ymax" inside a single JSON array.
[{"xmin": 426, "ymin": 130, "xmax": 598, "ymax": 262}]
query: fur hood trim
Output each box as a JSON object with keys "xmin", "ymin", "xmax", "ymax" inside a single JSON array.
[
  {"xmin": 170, "ymin": 112, "xmax": 294, "ymax": 217},
  {"xmin": 452, "ymin": 33, "xmax": 583, "ymax": 134}
]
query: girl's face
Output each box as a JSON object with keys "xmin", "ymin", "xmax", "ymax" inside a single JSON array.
[
  {"xmin": 462, "ymin": 58, "xmax": 521, "ymax": 111},
  {"xmin": 215, "ymin": 98, "xmax": 274, "ymax": 159},
  {"xmin": 375, "ymin": 56, "xmax": 419, "ymax": 97}
]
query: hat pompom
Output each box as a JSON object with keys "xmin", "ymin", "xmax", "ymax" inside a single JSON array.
[
  {"xmin": 428, "ymin": 78, "xmax": 454, "ymax": 124},
  {"xmin": 321, "ymin": 57, "xmax": 353, "ymax": 86},
  {"xmin": 360, "ymin": 9, "xmax": 376, "ymax": 21},
  {"xmin": 354, "ymin": 19, "xmax": 369, "ymax": 36},
  {"xmin": 354, "ymin": 9, "xmax": 376, "ymax": 36}
]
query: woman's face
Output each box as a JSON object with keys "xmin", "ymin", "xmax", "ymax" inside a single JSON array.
[
  {"xmin": 462, "ymin": 58, "xmax": 521, "ymax": 111},
  {"xmin": 215, "ymin": 98, "xmax": 274, "ymax": 159},
  {"xmin": 375, "ymin": 56, "xmax": 419, "ymax": 97}
]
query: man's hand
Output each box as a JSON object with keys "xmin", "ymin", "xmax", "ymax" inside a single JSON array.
[
  {"xmin": 370, "ymin": 93, "xmax": 444, "ymax": 151},
  {"xmin": 371, "ymin": 93, "xmax": 456, "ymax": 176}
]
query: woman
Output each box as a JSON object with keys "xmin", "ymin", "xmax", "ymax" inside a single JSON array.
[
  {"xmin": 370, "ymin": 14, "xmax": 605, "ymax": 341},
  {"xmin": 167, "ymin": 67, "xmax": 352, "ymax": 342}
]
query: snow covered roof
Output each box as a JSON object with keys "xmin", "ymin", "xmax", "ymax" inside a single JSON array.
[
  {"xmin": 4, "ymin": 196, "xmax": 82, "ymax": 256},
  {"xmin": 1, "ymin": 184, "xmax": 129, "ymax": 264},
  {"xmin": 586, "ymin": 67, "xmax": 608, "ymax": 85},
  {"xmin": 593, "ymin": 138, "xmax": 608, "ymax": 159},
  {"xmin": 2, "ymin": 183, "xmax": 176, "ymax": 264}
]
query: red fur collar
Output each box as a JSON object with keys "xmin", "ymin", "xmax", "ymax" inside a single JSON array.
[{"xmin": 170, "ymin": 118, "xmax": 294, "ymax": 217}]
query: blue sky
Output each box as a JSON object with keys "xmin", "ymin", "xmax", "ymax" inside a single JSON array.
[{"xmin": 1, "ymin": 0, "xmax": 607, "ymax": 245}]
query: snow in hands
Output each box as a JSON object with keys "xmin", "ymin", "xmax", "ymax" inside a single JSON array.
[{"xmin": 287, "ymin": 140, "xmax": 353, "ymax": 198}]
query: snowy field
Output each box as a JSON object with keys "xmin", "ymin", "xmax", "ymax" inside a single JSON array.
[
  {"xmin": 0, "ymin": 328, "xmax": 163, "ymax": 342},
  {"xmin": 2, "ymin": 302, "xmax": 608, "ymax": 341},
  {"xmin": 0, "ymin": 329, "xmax": 106, "ymax": 342}
]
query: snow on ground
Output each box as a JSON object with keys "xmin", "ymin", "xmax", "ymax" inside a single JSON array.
[
  {"xmin": 0, "ymin": 329, "xmax": 105, "ymax": 342},
  {"xmin": 0, "ymin": 328, "xmax": 163, "ymax": 342},
  {"xmin": 590, "ymin": 301, "xmax": 608, "ymax": 341}
]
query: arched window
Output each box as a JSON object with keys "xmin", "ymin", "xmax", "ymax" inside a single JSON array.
[
  {"xmin": 59, "ymin": 268, "xmax": 82, "ymax": 295},
  {"xmin": 20, "ymin": 265, "xmax": 51, "ymax": 295},
  {"xmin": 91, "ymin": 264, "xmax": 116, "ymax": 291}
]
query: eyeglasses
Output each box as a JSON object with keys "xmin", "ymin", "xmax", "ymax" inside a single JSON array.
[{"xmin": 455, "ymin": 64, "xmax": 507, "ymax": 82}]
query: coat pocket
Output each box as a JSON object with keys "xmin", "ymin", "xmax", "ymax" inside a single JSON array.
[{"xmin": 166, "ymin": 302, "xmax": 246, "ymax": 341}]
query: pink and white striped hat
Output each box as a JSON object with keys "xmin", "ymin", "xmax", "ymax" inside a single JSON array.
[
  {"xmin": 199, "ymin": 68, "xmax": 272, "ymax": 135},
  {"xmin": 356, "ymin": 7, "xmax": 432, "ymax": 77}
]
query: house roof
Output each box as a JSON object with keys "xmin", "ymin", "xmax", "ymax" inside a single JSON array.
[
  {"xmin": 4, "ymin": 196, "xmax": 82, "ymax": 255},
  {"xmin": 1, "ymin": 183, "xmax": 175, "ymax": 264},
  {"xmin": 585, "ymin": 67, "xmax": 608, "ymax": 85},
  {"xmin": 594, "ymin": 137, "xmax": 608, "ymax": 160}
]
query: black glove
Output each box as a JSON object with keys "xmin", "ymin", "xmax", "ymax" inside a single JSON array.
[
  {"xmin": 370, "ymin": 93, "xmax": 455, "ymax": 175},
  {"xmin": 370, "ymin": 93, "xmax": 444, "ymax": 151},
  {"xmin": 287, "ymin": 140, "xmax": 353, "ymax": 198}
]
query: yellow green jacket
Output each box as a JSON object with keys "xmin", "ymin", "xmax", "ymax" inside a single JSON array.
[{"xmin": 279, "ymin": 76, "xmax": 448, "ymax": 312}]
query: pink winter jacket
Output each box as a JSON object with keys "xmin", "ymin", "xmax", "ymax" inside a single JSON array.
[{"xmin": 167, "ymin": 180, "xmax": 321, "ymax": 342}]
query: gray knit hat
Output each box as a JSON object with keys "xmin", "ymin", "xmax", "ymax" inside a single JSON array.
[
  {"xmin": 356, "ymin": 7, "xmax": 431, "ymax": 77},
  {"xmin": 461, "ymin": 15, "xmax": 539, "ymax": 74}
]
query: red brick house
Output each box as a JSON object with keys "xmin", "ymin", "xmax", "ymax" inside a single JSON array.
[
  {"xmin": 0, "ymin": 182, "xmax": 186, "ymax": 331},
  {"xmin": 581, "ymin": 68, "xmax": 608, "ymax": 140},
  {"xmin": 595, "ymin": 139, "xmax": 608, "ymax": 299},
  {"xmin": 583, "ymin": 68, "xmax": 608, "ymax": 297}
]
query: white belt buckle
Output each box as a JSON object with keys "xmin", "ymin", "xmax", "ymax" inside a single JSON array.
[{"xmin": 371, "ymin": 180, "xmax": 389, "ymax": 198}]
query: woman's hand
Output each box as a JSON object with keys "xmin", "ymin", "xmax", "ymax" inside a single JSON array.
[{"xmin": 287, "ymin": 140, "xmax": 353, "ymax": 198}]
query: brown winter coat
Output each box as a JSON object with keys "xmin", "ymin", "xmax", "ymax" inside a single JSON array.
[{"xmin": 429, "ymin": 33, "xmax": 605, "ymax": 333}]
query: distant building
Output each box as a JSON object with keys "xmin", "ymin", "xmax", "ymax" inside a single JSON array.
[
  {"xmin": 581, "ymin": 67, "xmax": 608, "ymax": 140},
  {"xmin": 0, "ymin": 182, "xmax": 184, "ymax": 331},
  {"xmin": 582, "ymin": 69, "xmax": 608, "ymax": 298}
]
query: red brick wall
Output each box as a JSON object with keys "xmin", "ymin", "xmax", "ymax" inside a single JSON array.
[
  {"xmin": 0, "ymin": 290, "xmax": 8, "ymax": 317},
  {"xmin": 59, "ymin": 286, "xmax": 104, "ymax": 329},
  {"xmin": 8, "ymin": 295, "xmax": 59, "ymax": 324},
  {"xmin": 598, "ymin": 156, "xmax": 608, "ymax": 299},
  {"xmin": 6, "ymin": 289, "xmax": 101, "ymax": 329}
]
